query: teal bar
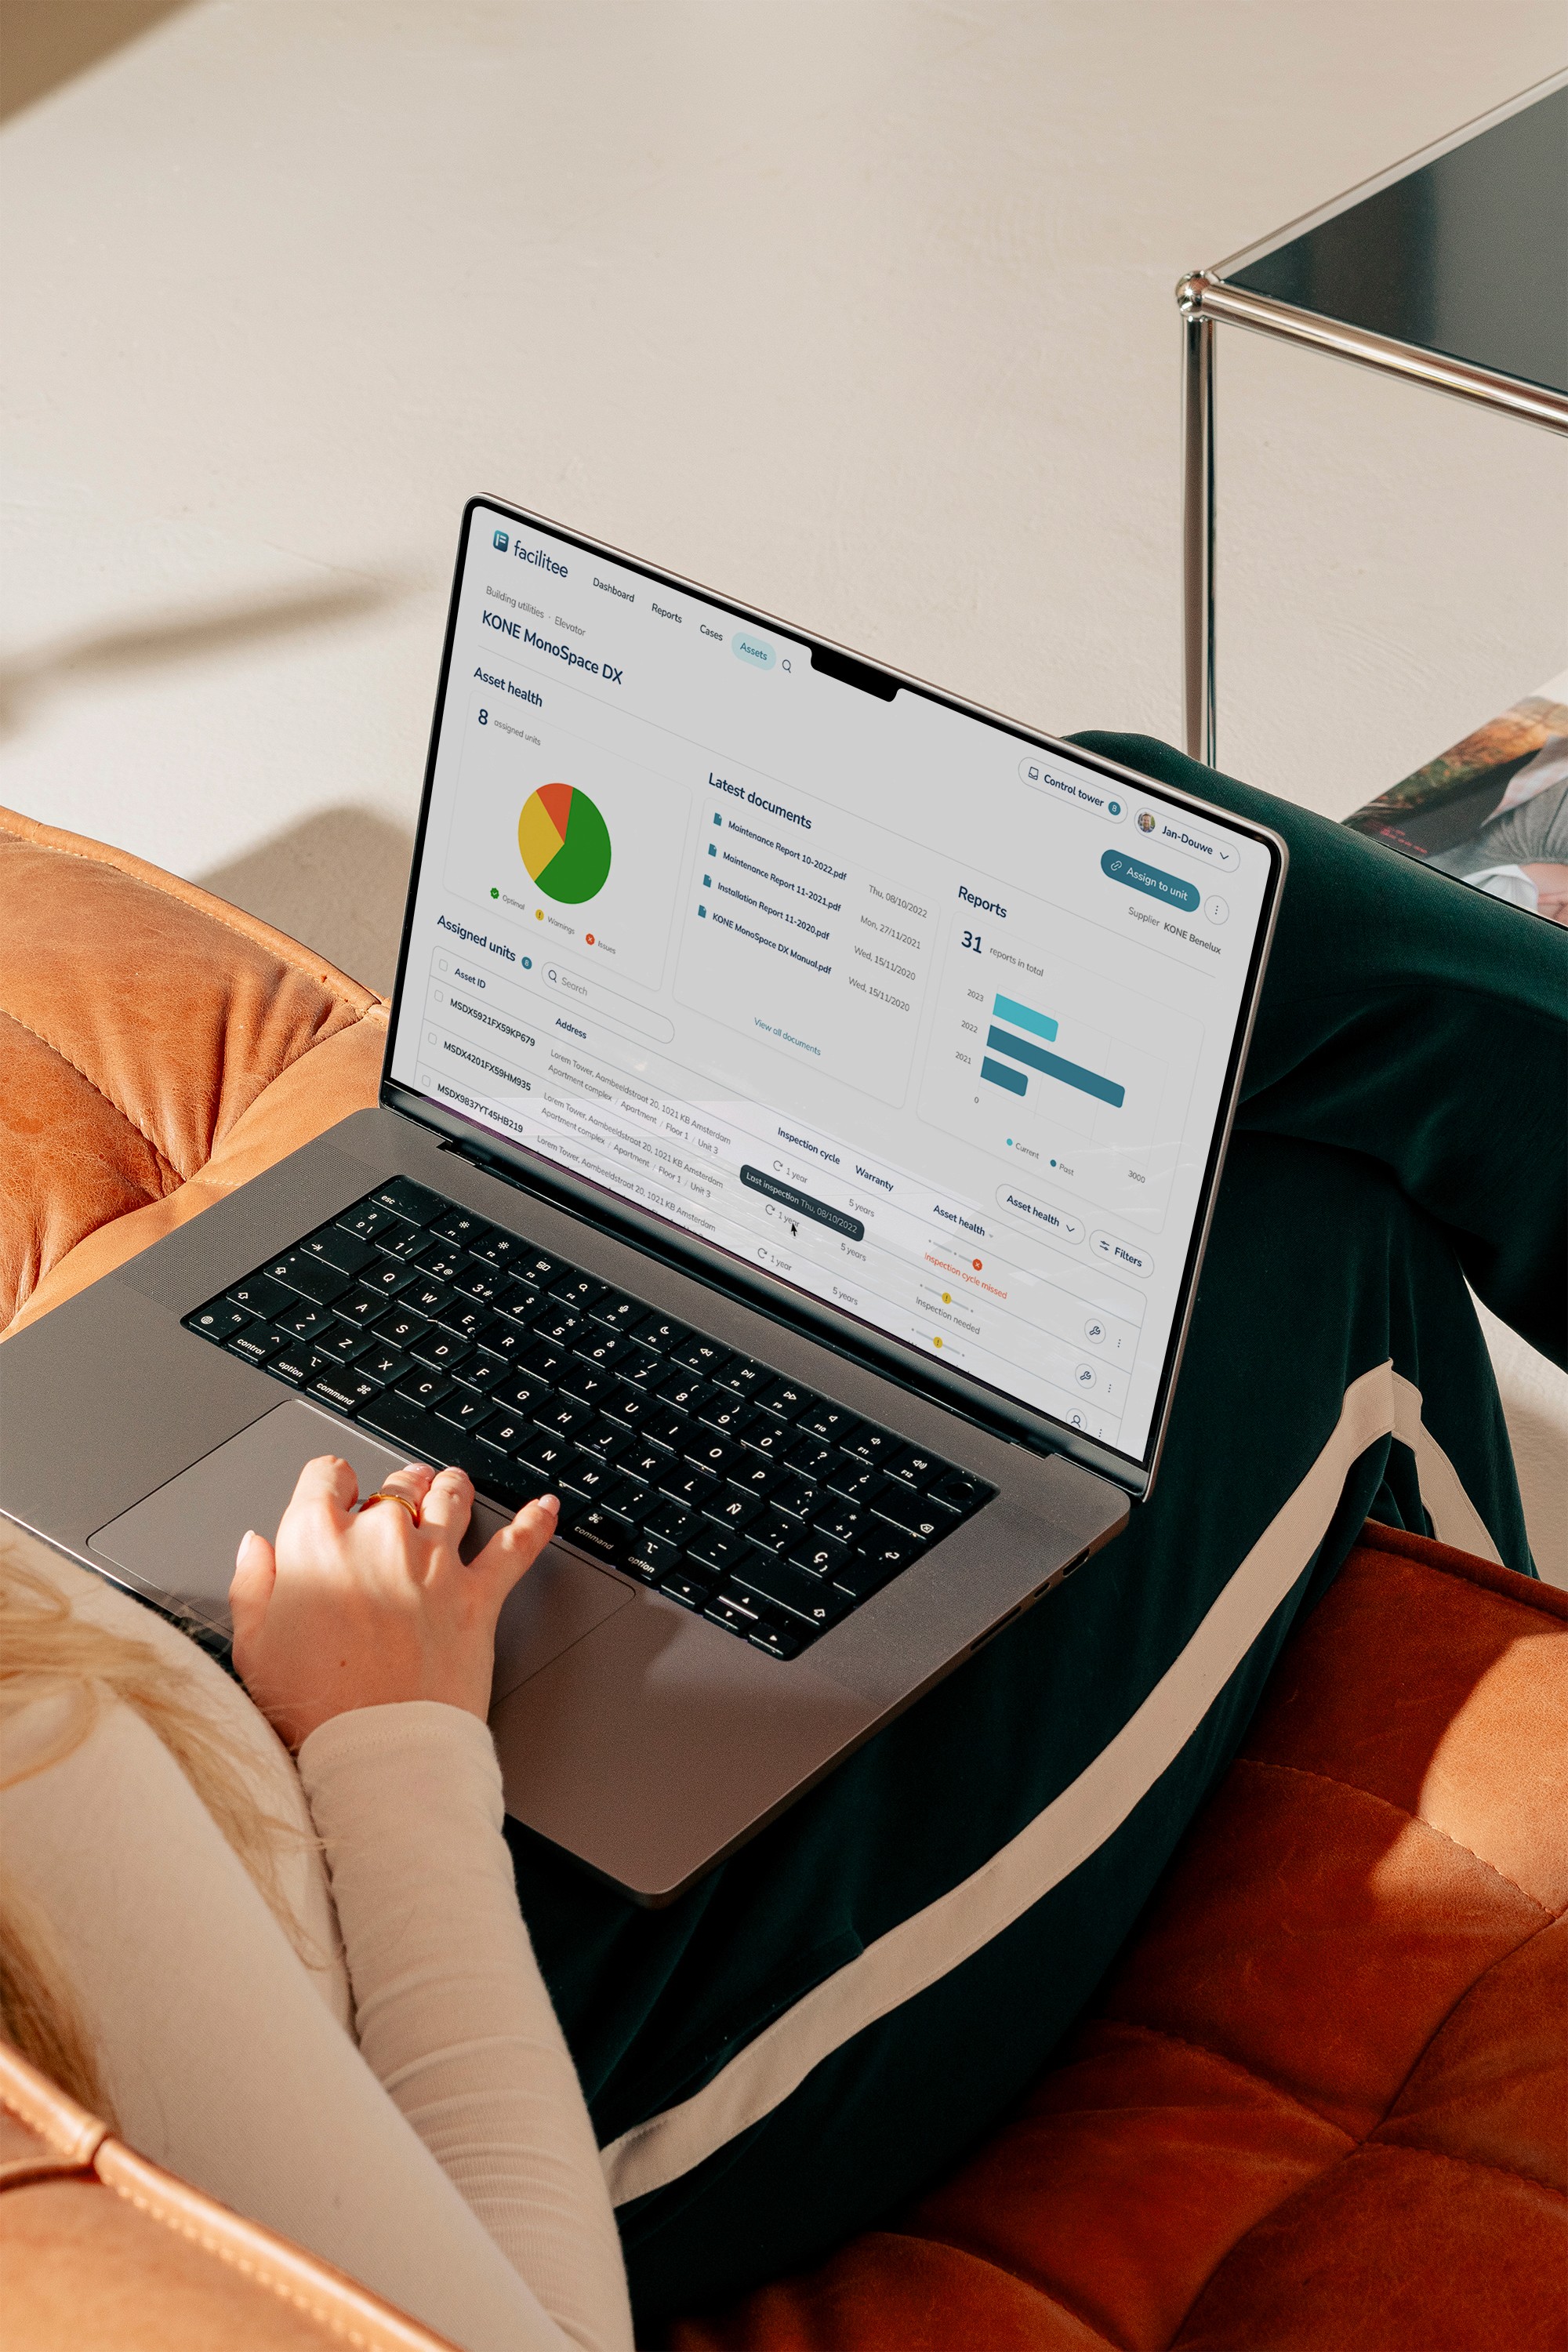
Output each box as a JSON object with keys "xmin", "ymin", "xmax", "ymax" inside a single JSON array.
[{"xmin": 993, "ymin": 993, "xmax": 1058, "ymax": 1042}]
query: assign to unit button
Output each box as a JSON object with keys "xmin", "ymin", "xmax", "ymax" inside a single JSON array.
[{"xmin": 1091, "ymin": 1231, "xmax": 1153, "ymax": 1277}]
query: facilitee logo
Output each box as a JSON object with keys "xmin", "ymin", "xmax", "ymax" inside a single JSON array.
[{"xmin": 492, "ymin": 530, "xmax": 510, "ymax": 552}]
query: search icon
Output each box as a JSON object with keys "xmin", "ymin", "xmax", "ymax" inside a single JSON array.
[{"xmin": 781, "ymin": 658, "xmax": 792, "ymax": 673}]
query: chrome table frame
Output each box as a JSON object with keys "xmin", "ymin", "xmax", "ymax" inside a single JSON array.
[{"xmin": 1178, "ymin": 71, "xmax": 1568, "ymax": 768}]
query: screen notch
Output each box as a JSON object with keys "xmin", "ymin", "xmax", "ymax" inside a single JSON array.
[{"xmin": 810, "ymin": 643, "xmax": 898, "ymax": 701}]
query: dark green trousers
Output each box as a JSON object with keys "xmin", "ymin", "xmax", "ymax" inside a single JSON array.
[{"xmin": 505, "ymin": 738, "xmax": 1566, "ymax": 2328}]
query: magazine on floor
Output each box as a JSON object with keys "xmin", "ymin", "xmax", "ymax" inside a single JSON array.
[{"xmin": 1344, "ymin": 669, "xmax": 1568, "ymax": 927}]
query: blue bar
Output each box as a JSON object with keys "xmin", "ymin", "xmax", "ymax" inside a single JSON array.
[
  {"xmin": 980, "ymin": 1055, "xmax": 1029, "ymax": 1098},
  {"xmin": 992, "ymin": 993, "xmax": 1058, "ymax": 1042},
  {"xmin": 985, "ymin": 1025, "xmax": 1125, "ymax": 1109}
]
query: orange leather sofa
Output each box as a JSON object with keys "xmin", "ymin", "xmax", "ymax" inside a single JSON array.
[{"xmin": 3, "ymin": 805, "xmax": 1565, "ymax": 2350}]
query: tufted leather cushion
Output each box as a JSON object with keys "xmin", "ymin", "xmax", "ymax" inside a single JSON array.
[
  {"xmin": 672, "ymin": 1523, "xmax": 1567, "ymax": 2352},
  {"xmin": 0, "ymin": 805, "xmax": 386, "ymax": 1340}
]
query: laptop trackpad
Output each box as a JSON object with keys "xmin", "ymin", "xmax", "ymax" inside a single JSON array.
[{"xmin": 87, "ymin": 1397, "xmax": 631, "ymax": 1699}]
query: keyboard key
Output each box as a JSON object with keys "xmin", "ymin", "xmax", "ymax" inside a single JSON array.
[
  {"xmin": 796, "ymin": 1401, "xmax": 862, "ymax": 1446},
  {"xmin": 579, "ymin": 1418, "xmax": 633, "ymax": 1463},
  {"xmin": 429, "ymin": 1207, "xmax": 493, "ymax": 1250},
  {"xmin": 269, "ymin": 1342, "xmax": 329, "ymax": 1388},
  {"xmin": 885, "ymin": 1444, "xmax": 941, "ymax": 1489},
  {"xmin": 466, "ymin": 1229, "xmax": 528, "ymax": 1272},
  {"xmin": 277, "ymin": 1301, "xmax": 335, "ymax": 1343},
  {"xmin": 473, "ymin": 1317, "xmax": 529, "ymax": 1362},
  {"xmin": 728, "ymin": 1454, "xmax": 780, "ymax": 1497},
  {"xmin": 452, "ymin": 1260, "xmax": 502, "ymax": 1306},
  {"xmin": 755, "ymin": 1375, "xmax": 812, "ymax": 1421},
  {"xmin": 572, "ymin": 1329, "xmax": 633, "ymax": 1373},
  {"xmin": 397, "ymin": 1368, "xmax": 452, "ymax": 1409},
  {"xmin": 786, "ymin": 1533, "xmax": 849, "ymax": 1579},
  {"xmin": 684, "ymin": 1428, "xmax": 740, "ymax": 1477},
  {"xmin": 873, "ymin": 1485, "xmax": 950, "ymax": 1543},
  {"xmin": 771, "ymin": 1471, "xmax": 819, "ymax": 1520},
  {"xmin": 686, "ymin": 1523, "xmax": 750, "ymax": 1578},
  {"xmin": 568, "ymin": 1504, "xmax": 631, "ymax": 1566},
  {"xmin": 622, "ymin": 1532, "xmax": 682, "ymax": 1584},
  {"xmin": 657, "ymin": 1461, "xmax": 717, "ymax": 1511},
  {"xmin": 358, "ymin": 1343, "xmax": 412, "ymax": 1388},
  {"xmin": 747, "ymin": 1621, "xmax": 801, "ymax": 1661},
  {"xmin": 619, "ymin": 1346, "xmax": 666, "ymax": 1389},
  {"xmin": 702, "ymin": 1487, "xmax": 763, "ymax": 1534},
  {"xmin": 368, "ymin": 1176, "xmax": 445, "ymax": 1225},
  {"xmin": 513, "ymin": 1250, "xmax": 566, "ymax": 1290},
  {"xmin": 698, "ymin": 1394, "xmax": 757, "ymax": 1439},
  {"xmin": 522, "ymin": 1342, "xmax": 571, "ymax": 1385},
  {"xmin": 492, "ymin": 1277, "xmax": 542, "ymax": 1324},
  {"xmin": 659, "ymin": 1571, "xmax": 710, "ymax": 1611},
  {"xmin": 738, "ymin": 1418, "xmax": 793, "ymax": 1463},
  {"xmin": 656, "ymin": 1367, "xmax": 706, "ymax": 1412},
  {"xmin": 731, "ymin": 1555, "xmax": 852, "ymax": 1632},
  {"xmin": 622, "ymin": 1440, "xmax": 672, "ymax": 1483},
  {"xmin": 537, "ymin": 1395, "xmax": 593, "ymax": 1440},
  {"xmin": 825, "ymin": 1459, "xmax": 886, "ymax": 1506},
  {"xmin": 813, "ymin": 1499, "xmax": 866, "ymax": 1548},
  {"xmin": 187, "ymin": 1301, "xmax": 249, "ymax": 1341},
  {"xmin": 263, "ymin": 1251, "xmax": 352, "ymax": 1306},
  {"xmin": 588, "ymin": 1292, "xmax": 645, "ymax": 1334},
  {"xmin": 376, "ymin": 1304, "xmax": 430, "ymax": 1351},
  {"xmin": 641, "ymin": 1497, "xmax": 693, "ymax": 1548},
  {"xmin": 705, "ymin": 1592, "xmax": 763, "ymax": 1636},
  {"xmin": 358, "ymin": 1258, "xmax": 419, "ymax": 1299},
  {"xmin": 414, "ymin": 1238, "xmax": 466, "ymax": 1281},
  {"xmin": 453, "ymin": 1353, "xmax": 508, "ymax": 1395},
  {"xmin": 477, "ymin": 1412, "xmax": 531, "ymax": 1454},
  {"xmin": 831, "ymin": 1548, "xmax": 911, "ymax": 1602},
  {"xmin": 557, "ymin": 1362, "xmax": 617, "ymax": 1410},
  {"xmin": 843, "ymin": 1427, "xmax": 902, "ymax": 1470},
  {"xmin": 332, "ymin": 1287, "xmax": 389, "ymax": 1329},
  {"xmin": 226, "ymin": 1323, "xmax": 290, "ymax": 1367},
  {"xmin": 550, "ymin": 1272, "xmax": 607, "ymax": 1313},
  {"xmin": 713, "ymin": 1358, "xmax": 771, "ymax": 1401},
  {"xmin": 410, "ymin": 1330, "xmax": 472, "ymax": 1375},
  {"xmin": 402, "ymin": 1275, "xmax": 455, "ymax": 1319},
  {"xmin": 631, "ymin": 1310, "xmax": 688, "ymax": 1355},
  {"xmin": 498, "ymin": 1374, "xmax": 554, "ymax": 1419},
  {"xmin": 437, "ymin": 1391, "xmax": 493, "ymax": 1434},
  {"xmin": 635, "ymin": 1405, "xmax": 688, "ymax": 1450},
  {"xmin": 224, "ymin": 1272, "xmax": 295, "ymax": 1319},
  {"xmin": 671, "ymin": 1334, "xmax": 732, "ymax": 1378},
  {"xmin": 316, "ymin": 1321, "xmax": 377, "ymax": 1365},
  {"xmin": 335, "ymin": 1200, "xmax": 397, "ymax": 1243},
  {"xmin": 598, "ymin": 1472, "xmax": 651, "ymax": 1525},
  {"xmin": 439, "ymin": 1303, "xmax": 492, "ymax": 1344},
  {"xmin": 746, "ymin": 1508, "xmax": 797, "ymax": 1555},
  {"xmin": 374, "ymin": 1220, "xmax": 428, "ymax": 1262},
  {"xmin": 305, "ymin": 1365, "xmax": 383, "ymax": 1415},
  {"xmin": 786, "ymin": 1435, "xmax": 839, "ymax": 1482},
  {"xmin": 299, "ymin": 1225, "xmax": 379, "ymax": 1278},
  {"xmin": 518, "ymin": 1436, "xmax": 574, "ymax": 1483}
]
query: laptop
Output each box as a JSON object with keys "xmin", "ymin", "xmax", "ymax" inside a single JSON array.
[{"xmin": 0, "ymin": 499, "xmax": 1286, "ymax": 1904}]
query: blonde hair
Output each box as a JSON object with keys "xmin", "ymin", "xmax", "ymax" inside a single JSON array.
[{"xmin": 0, "ymin": 1536, "xmax": 309, "ymax": 2119}]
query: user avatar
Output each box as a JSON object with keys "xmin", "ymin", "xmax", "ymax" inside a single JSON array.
[{"xmin": 1136, "ymin": 809, "xmax": 1156, "ymax": 834}]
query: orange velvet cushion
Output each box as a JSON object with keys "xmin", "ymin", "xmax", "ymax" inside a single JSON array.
[
  {"xmin": 0, "ymin": 805, "xmax": 385, "ymax": 1339},
  {"xmin": 673, "ymin": 1523, "xmax": 1567, "ymax": 2351}
]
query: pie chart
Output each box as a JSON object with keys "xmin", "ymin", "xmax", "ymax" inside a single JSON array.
[{"xmin": 517, "ymin": 783, "xmax": 612, "ymax": 906}]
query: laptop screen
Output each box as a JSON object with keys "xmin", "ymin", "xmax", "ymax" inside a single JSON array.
[{"xmin": 386, "ymin": 503, "xmax": 1281, "ymax": 1482}]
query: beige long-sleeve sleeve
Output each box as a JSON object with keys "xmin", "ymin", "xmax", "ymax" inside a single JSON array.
[
  {"xmin": 298, "ymin": 1704, "xmax": 632, "ymax": 2352},
  {"xmin": 0, "ymin": 1546, "xmax": 632, "ymax": 2352}
]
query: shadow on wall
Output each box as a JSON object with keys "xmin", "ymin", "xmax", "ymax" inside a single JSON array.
[
  {"xmin": 198, "ymin": 807, "xmax": 416, "ymax": 1000},
  {"xmin": 0, "ymin": 0, "xmax": 195, "ymax": 122},
  {"xmin": 0, "ymin": 578, "xmax": 396, "ymax": 740}
]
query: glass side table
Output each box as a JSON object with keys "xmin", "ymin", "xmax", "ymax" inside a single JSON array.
[{"xmin": 1178, "ymin": 70, "xmax": 1568, "ymax": 765}]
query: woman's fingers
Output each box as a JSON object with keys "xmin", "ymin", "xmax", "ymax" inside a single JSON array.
[
  {"xmin": 416, "ymin": 1463, "xmax": 475, "ymax": 1543},
  {"xmin": 471, "ymin": 1494, "xmax": 560, "ymax": 1597},
  {"xmin": 360, "ymin": 1461, "xmax": 437, "ymax": 1526},
  {"xmin": 290, "ymin": 1454, "xmax": 361, "ymax": 1526},
  {"xmin": 229, "ymin": 1526, "xmax": 278, "ymax": 1653}
]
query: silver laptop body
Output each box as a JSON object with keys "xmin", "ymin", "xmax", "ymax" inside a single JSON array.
[{"xmin": 0, "ymin": 500, "xmax": 1285, "ymax": 1904}]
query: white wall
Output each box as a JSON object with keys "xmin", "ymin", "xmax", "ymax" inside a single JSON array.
[{"xmin": 2, "ymin": 1, "xmax": 1563, "ymax": 1572}]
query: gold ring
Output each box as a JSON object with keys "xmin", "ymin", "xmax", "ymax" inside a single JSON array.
[{"xmin": 361, "ymin": 1490, "xmax": 420, "ymax": 1526}]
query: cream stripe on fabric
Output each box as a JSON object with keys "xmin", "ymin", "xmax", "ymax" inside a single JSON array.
[{"xmin": 602, "ymin": 1358, "xmax": 1496, "ymax": 2206}]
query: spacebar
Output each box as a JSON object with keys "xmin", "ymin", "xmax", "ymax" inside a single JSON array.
[{"xmin": 358, "ymin": 1391, "xmax": 532, "ymax": 1511}]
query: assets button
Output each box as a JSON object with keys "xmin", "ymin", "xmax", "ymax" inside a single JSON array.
[
  {"xmin": 1100, "ymin": 851, "xmax": 1200, "ymax": 912},
  {"xmin": 1091, "ymin": 1232, "xmax": 1153, "ymax": 1277},
  {"xmin": 731, "ymin": 630, "xmax": 777, "ymax": 671},
  {"xmin": 995, "ymin": 1185, "xmax": 1084, "ymax": 1245}
]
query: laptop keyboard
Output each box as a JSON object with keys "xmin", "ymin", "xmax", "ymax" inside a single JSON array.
[{"xmin": 182, "ymin": 1176, "xmax": 993, "ymax": 1661}]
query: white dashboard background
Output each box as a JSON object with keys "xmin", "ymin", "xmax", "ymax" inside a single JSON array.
[{"xmin": 2, "ymin": 0, "xmax": 1563, "ymax": 1573}]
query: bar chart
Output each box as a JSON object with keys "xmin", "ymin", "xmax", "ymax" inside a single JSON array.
[{"xmin": 979, "ymin": 990, "xmax": 1126, "ymax": 1109}]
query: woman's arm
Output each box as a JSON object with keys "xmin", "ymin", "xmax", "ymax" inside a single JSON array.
[{"xmin": 231, "ymin": 1453, "xmax": 633, "ymax": 2352}]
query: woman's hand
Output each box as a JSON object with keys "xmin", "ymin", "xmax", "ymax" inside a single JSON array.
[{"xmin": 230, "ymin": 1455, "xmax": 559, "ymax": 1750}]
